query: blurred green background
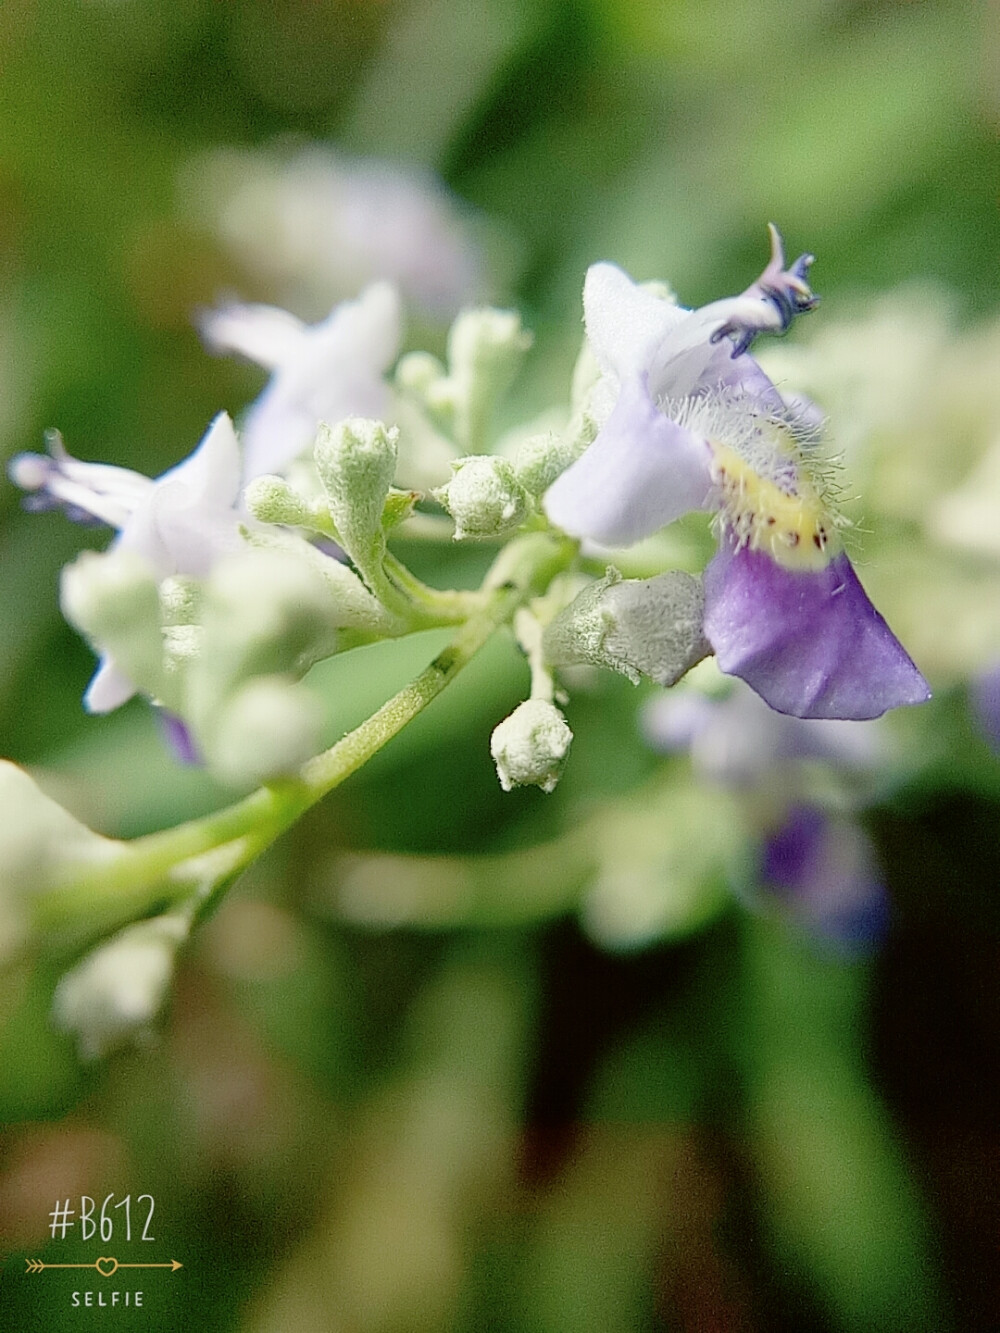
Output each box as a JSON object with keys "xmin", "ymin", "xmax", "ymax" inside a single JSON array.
[{"xmin": 1, "ymin": 0, "xmax": 998, "ymax": 1328}]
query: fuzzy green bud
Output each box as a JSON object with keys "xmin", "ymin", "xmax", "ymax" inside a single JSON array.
[
  {"xmin": 244, "ymin": 474, "xmax": 317, "ymax": 528},
  {"xmin": 184, "ymin": 547, "xmax": 348, "ymax": 750},
  {"xmin": 195, "ymin": 548, "xmax": 341, "ymax": 684},
  {"xmin": 514, "ymin": 431, "xmax": 587, "ymax": 497},
  {"xmin": 490, "ymin": 699, "xmax": 573, "ymax": 794},
  {"xmin": 381, "ymin": 488, "xmax": 420, "ymax": 530},
  {"xmin": 433, "ymin": 308, "xmax": 534, "ymax": 451},
  {"xmin": 395, "ymin": 350, "xmax": 446, "ymax": 397},
  {"xmin": 314, "ymin": 418, "xmax": 398, "ymax": 575},
  {"xmin": 434, "ymin": 455, "xmax": 530, "ymax": 541},
  {"xmin": 448, "ymin": 308, "xmax": 532, "ymax": 394},
  {"xmin": 159, "ymin": 575, "xmax": 201, "ymax": 625},
  {"xmin": 242, "ymin": 528, "xmax": 395, "ymax": 634},
  {"xmin": 0, "ymin": 761, "xmax": 120, "ymax": 961},
  {"xmin": 543, "ymin": 569, "xmax": 710, "ymax": 687}
]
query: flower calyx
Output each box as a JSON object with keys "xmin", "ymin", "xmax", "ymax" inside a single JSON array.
[{"xmin": 543, "ymin": 567, "xmax": 711, "ymax": 687}]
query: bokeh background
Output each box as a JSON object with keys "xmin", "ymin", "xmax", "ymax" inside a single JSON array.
[{"xmin": 1, "ymin": 0, "xmax": 999, "ymax": 1328}]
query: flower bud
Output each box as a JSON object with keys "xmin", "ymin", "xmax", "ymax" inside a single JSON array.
[
  {"xmin": 159, "ymin": 575, "xmax": 201, "ymax": 625},
  {"xmin": 395, "ymin": 350, "xmax": 446, "ymax": 397},
  {"xmin": 514, "ymin": 430, "xmax": 587, "ymax": 497},
  {"xmin": 314, "ymin": 417, "xmax": 398, "ymax": 565},
  {"xmin": 543, "ymin": 568, "xmax": 710, "ymax": 687},
  {"xmin": 185, "ymin": 547, "xmax": 346, "ymax": 729},
  {"xmin": 244, "ymin": 474, "xmax": 316, "ymax": 528},
  {"xmin": 0, "ymin": 762, "xmax": 120, "ymax": 962},
  {"xmin": 244, "ymin": 528, "xmax": 394, "ymax": 632},
  {"xmin": 52, "ymin": 912, "xmax": 188, "ymax": 1059},
  {"xmin": 205, "ymin": 676, "xmax": 325, "ymax": 786},
  {"xmin": 490, "ymin": 699, "xmax": 573, "ymax": 794},
  {"xmin": 448, "ymin": 307, "xmax": 532, "ymax": 387},
  {"xmin": 434, "ymin": 455, "xmax": 529, "ymax": 540},
  {"xmin": 440, "ymin": 308, "xmax": 533, "ymax": 450}
]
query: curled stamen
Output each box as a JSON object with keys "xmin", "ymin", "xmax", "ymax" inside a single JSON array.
[{"xmin": 710, "ymin": 224, "xmax": 819, "ymax": 357}]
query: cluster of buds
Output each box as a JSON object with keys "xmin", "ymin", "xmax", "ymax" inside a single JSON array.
[{"xmin": 10, "ymin": 229, "xmax": 929, "ymax": 806}]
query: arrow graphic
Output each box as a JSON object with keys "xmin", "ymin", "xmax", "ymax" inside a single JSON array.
[
  {"xmin": 117, "ymin": 1261, "xmax": 183, "ymax": 1273},
  {"xmin": 26, "ymin": 1257, "xmax": 183, "ymax": 1276}
]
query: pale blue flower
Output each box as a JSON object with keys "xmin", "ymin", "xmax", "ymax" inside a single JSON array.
[
  {"xmin": 762, "ymin": 805, "xmax": 889, "ymax": 953},
  {"xmin": 970, "ymin": 661, "xmax": 1000, "ymax": 754}
]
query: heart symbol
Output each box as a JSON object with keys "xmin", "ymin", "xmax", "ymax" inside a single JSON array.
[{"xmin": 95, "ymin": 1257, "xmax": 117, "ymax": 1277}]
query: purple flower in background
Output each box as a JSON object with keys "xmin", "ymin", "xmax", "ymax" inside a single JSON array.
[
  {"xmin": 544, "ymin": 227, "xmax": 929, "ymax": 721},
  {"xmin": 156, "ymin": 709, "xmax": 202, "ymax": 767},
  {"xmin": 200, "ymin": 283, "xmax": 401, "ymax": 481},
  {"xmin": 762, "ymin": 805, "xmax": 889, "ymax": 953},
  {"xmin": 643, "ymin": 674, "xmax": 885, "ymax": 787},
  {"xmin": 185, "ymin": 145, "xmax": 487, "ymax": 321},
  {"xmin": 643, "ymin": 678, "xmax": 890, "ymax": 950}
]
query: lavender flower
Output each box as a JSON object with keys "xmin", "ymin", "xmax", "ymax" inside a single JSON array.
[
  {"xmin": 9, "ymin": 413, "xmax": 244, "ymax": 711},
  {"xmin": 644, "ymin": 676, "xmax": 890, "ymax": 951},
  {"xmin": 544, "ymin": 228, "xmax": 929, "ymax": 720}
]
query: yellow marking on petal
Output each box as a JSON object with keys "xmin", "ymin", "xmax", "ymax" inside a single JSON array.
[{"xmin": 708, "ymin": 440, "xmax": 839, "ymax": 571}]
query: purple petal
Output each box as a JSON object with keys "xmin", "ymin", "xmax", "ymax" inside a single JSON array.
[
  {"xmin": 544, "ymin": 375, "xmax": 712, "ymax": 546},
  {"xmin": 684, "ymin": 339, "xmax": 787, "ymax": 412},
  {"xmin": 650, "ymin": 315, "xmax": 788, "ymax": 407},
  {"xmin": 703, "ymin": 542, "xmax": 930, "ymax": 720},
  {"xmin": 156, "ymin": 710, "xmax": 203, "ymax": 766}
]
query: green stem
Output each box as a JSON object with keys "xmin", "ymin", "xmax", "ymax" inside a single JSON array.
[
  {"xmin": 382, "ymin": 550, "xmax": 485, "ymax": 625},
  {"xmin": 35, "ymin": 533, "xmax": 573, "ymax": 941}
]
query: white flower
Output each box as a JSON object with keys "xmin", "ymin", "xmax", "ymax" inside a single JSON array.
[{"xmin": 201, "ymin": 283, "xmax": 402, "ymax": 480}]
